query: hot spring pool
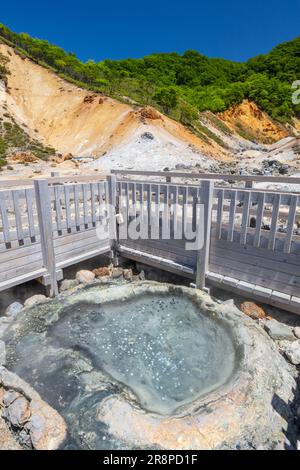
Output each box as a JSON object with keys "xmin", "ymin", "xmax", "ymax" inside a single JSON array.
[{"xmin": 2, "ymin": 281, "xmax": 295, "ymax": 450}]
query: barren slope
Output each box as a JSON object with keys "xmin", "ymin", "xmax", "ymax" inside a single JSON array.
[
  {"xmin": 0, "ymin": 45, "xmax": 230, "ymax": 163},
  {"xmin": 218, "ymin": 100, "xmax": 289, "ymax": 144}
]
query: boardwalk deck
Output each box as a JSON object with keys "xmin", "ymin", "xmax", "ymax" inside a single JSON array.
[{"xmin": 1, "ymin": 171, "xmax": 300, "ymax": 314}]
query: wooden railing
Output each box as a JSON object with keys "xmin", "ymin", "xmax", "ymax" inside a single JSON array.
[
  {"xmin": 0, "ymin": 171, "xmax": 300, "ymax": 314},
  {"xmin": 0, "ymin": 177, "xmax": 110, "ymax": 296},
  {"xmin": 111, "ymin": 169, "xmax": 300, "ymax": 190}
]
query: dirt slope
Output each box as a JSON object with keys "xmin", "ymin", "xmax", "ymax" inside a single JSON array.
[
  {"xmin": 0, "ymin": 44, "xmax": 229, "ymax": 162},
  {"xmin": 218, "ymin": 100, "xmax": 289, "ymax": 144}
]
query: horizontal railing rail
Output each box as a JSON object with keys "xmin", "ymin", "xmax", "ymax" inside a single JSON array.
[{"xmin": 111, "ymin": 169, "xmax": 300, "ymax": 189}]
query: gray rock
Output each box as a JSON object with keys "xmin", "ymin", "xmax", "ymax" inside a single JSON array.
[
  {"xmin": 0, "ymin": 317, "xmax": 13, "ymax": 338},
  {"xmin": 24, "ymin": 295, "xmax": 48, "ymax": 308},
  {"xmin": 76, "ymin": 270, "xmax": 95, "ymax": 284},
  {"xmin": 3, "ymin": 390, "xmax": 21, "ymax": 407},
  {"xmin": 0, "ymin": 340, "xmax": 6, "ymax": 366},
  {"xmin": 5, "ymin": 302, "xmax": 23, "ymax": 318},
  {"xmin": 123, "ymin": 269, "xmax": 133, "ymax": 281},
  {"xmin": 18, "ymin": 428, "xmax": 32, "ymax": 449},
  {"xmin": 139, "ymin": 270, "xmax": 146, "ymax": 280},
  {"xmin": 2, "ymin": 395, "xmax": 31, "ymax": 427},
  {"xmin": 141, "ymin": 132, "xmax": 154, "ymax": 140},
  {"xmin": 175, "ymin": 163, "xmax": 192, "ymax": 170},
  {"xmin": 111, "ymin": 268, "xmax": 123, "ymax": 279},
  {"xmin": 282, "ymin": 341, "xmax": 300, "ymax": 365},
  {"xmin": 293, "ymin": 326, "xmax": 300, "ymax": 339},
  {"xmin": 60, "ymin": 279, "xmax": 79, "ymax": 292},
  {"xmin": 264, "ymin": 319, "xmax": 295, "ymax": 341}
]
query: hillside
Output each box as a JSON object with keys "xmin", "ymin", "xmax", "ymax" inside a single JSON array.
[
  {"xmin": 0, "ymin": 26, "xmax": 299, "ymax": 178},
  {"xmin": 0, "ymin": 24, "xmax": 299, "ymax": 126}
]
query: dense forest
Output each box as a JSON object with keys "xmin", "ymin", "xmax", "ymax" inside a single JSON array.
[{"xmin": 0, "ymin": 23, "xmax": 299, "ymax": 128}]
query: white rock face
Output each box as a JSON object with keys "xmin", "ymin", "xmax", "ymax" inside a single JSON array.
[
  {"xmin": 5, "ymin": 302, "xmax": 23, "ymax": 318},
  {"xmin": 282, "ymin": 341, "xmax": 300, "ymax": 365},
  {"xmin": 0, "ymin": 340, "xmax": 6, "ymax": 366},
  {"xmin": 76, "ymin": 270, "xmax": 95, "ymax": 284},
  {"xmin": 24, "ymin": 295, "xmax": 48, "ymax": 308},
  {"xmin": 293, "ymin": 327, "xmax": 300, "ymax": 339}
]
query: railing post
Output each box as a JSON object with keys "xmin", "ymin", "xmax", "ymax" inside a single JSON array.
[
  {"xmin": 196, "ymin": 180, "xmax": 214, "ymax": 290},
  {"xmin": 106, "ymin": 174, "xmax": 119, "ymax": 265},
  {"xmin": 34, "ymin": 179, "xmax": 58, "ymax": 297}
]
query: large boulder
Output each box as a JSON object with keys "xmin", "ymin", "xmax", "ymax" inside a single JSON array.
[
  {"xmin": 264, "ymin": 319, "xmax": 295, "ymax": 341},
  {"xmin": 93, "ymin": 267, "xmax": 111, "ymax": 278},
  {"xmin": 59, "ymin": 279, "xmax": 79, "ymax": 292},
  {"xmin": 5, "ymin": 302, "xmax": 23, "ymax": 318},
  {"xmin": 76, "ymin": 270, "xmax": 95, "ymax": 284},
  {"xmin": 0, "ymin": 368, "xmax": 67, "ymax": 450},
  {"xmin": 240, "ymin": 301, "xmax": 267, "ymax": 320},
  {"xmin": 24, "ymin": 295, "xmax": 48, "ymax": 308}
]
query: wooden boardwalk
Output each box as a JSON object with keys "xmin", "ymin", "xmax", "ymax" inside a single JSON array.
[{"xmin": 1, "ymin": 171, "xmax": 300, "ymax": 314}]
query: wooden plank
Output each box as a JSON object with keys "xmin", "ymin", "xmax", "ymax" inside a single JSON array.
[
  {"xmin": 64, "ymin": 185, "xmax": 72, "ymax": 231},
  {"xmin": 211, "ymin": 236, "xmax": 300, "ymax": 266},
  {"xmin": 119, "ymin": 245, "xmax": 195, "ymax": 277},
  {"xmin": 253, "ymin": 192, "xmax": 265, "ymax": 247},
  {"xmin": 207, "ymin": 274, "xmax": 300, "ymax": 315},
  {"xmin": 227, "ymin": 190, "xmax": 237, "ymax": 242},
  {"xmin": 0, "ymin": 259, "xmax": 45, "ymax": 282},
  {"xmin": 211, "ymin": 244, "xmax": 300, "ymax": 277},
  {"xmin": 91, "ymin": 183, "xmax": 97, "ymax": 225},
  {"xmin": 182, "ymin": 186, "xmax": 188, "ymax": 240},
  {"xmin": 268, "ymin": 193, "xmax": 281, "ymax": 250},
  {"xmin": 56, "ymin": 245, "xmax": 110, "ymax": 269},
  {"xmin": 210, "ymin": 252, "xmax": 300, "ymax": 287},
  {"xmin": 74, "ymin": 184, "xmax": 81, "ymax": 228},
  {"xmin": 0, "ymin": 191, "xmax": 10, "ymax": 244},
  {"xmin": 209, "ymin": 260, "xmax": 299, "ymax": 296},
  {"xmin": 284, "ymin": 195, "xmax": 298, "ymax": 254},
  {"xmin": 216, "ymin": 189, "xmax": 224, "ymax": 239},
  {"xmin": 0, "ymin": 250, "xmax": 43, "ymax": 275},
  {"xmin": 54, "ymin": 185, "xmax": 63, "ymax": 233},
  {"xmin": 0, "ymin": 268, "xmax": 47, "ymax": 293},
  {"xmin": 121, "ymin": 239, "xmax": 196, "ymax": 267},
  {"xmin": 82, "ymin": 183, "xmax": 89, "ymax": 227},
  {"xmin": 240, "ymin": 191, "xmax": 251, "ymax": 245},
  {"xmin": 55, "ymin": 238, "xmax": 109, "ymax": 264},
  {"xmin": 107, "ymin": 175, "xmax": 117, "ymax": 250},
  {"xmin": 12, "ymin": 190, "xmax": 24, "ymax": 242},
  {"xmin": 0, "ymin": 240, "xmax": 42, "ymax": 263},
  {"xmin": 25, "ymin": 188, "xmax": 36, "ymax": 238},
  {"xmin": 150, "ymin": 183, "xmax": 160, "ymax": 240}
]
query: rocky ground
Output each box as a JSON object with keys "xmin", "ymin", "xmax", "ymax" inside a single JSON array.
[{"xmin": 0, "ymin": 262, "xmax": 299, "ymax": 450}]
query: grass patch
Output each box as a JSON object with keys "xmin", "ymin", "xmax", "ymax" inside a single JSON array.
[
  {"xmin": 194, "ymin": 122, "xmax": 228, "ymax": 148},
  {"xmin": 0, "ymin": 118, "xmax": 56, "ymax": 164},
  {"xmin": 202, "ymin": 111, "xmax": 233, "ymax": 135}
]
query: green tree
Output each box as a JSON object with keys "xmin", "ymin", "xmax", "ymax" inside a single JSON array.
[{"xmin": 153, "ymin": 87, "xmax": 178, "ymax": 114}]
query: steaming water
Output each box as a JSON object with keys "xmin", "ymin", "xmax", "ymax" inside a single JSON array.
[{"xmin": 5, "ymin": 293, "xmax": 237, "ymax": 449}]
